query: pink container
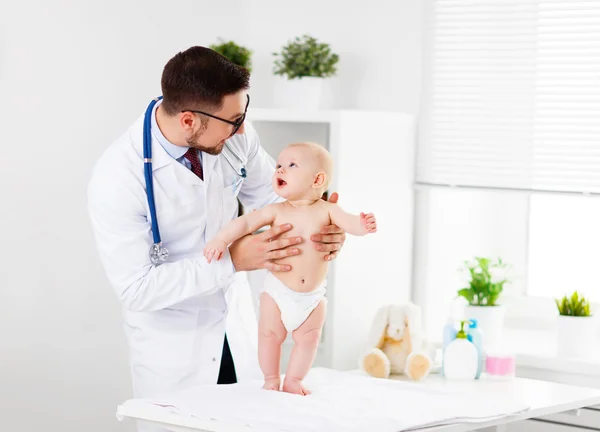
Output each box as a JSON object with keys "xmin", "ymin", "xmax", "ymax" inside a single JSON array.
[{"xmin": 485, "ymin": 350, "xmax": 516, "ymax": 379}]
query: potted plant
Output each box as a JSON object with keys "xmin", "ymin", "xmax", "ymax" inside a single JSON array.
[
  {"xmin": 457, "ymin": 257, "xmax": 510, "ymax": 349},
  {"xmin": 272, "ymin": 34, "xmax": 339, "ymax": 109},
  {"xmin": 209, "ymin": 39, "xmax": 252, "ymax": 73},
  {"xmin": 555, "ymin": 291, "xmax": 596, "ymax": 358}
]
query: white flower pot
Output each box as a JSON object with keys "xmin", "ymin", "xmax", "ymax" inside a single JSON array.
[
  {"xmin": 464, "ymin": 305, "xmax": 505, "ymax": 349},
  {"xmin": 556, "ymin": 315, "xmax": 597, "ymax": 358},
  {"xmin": 272, "ymin": 76, "xmax": 324, "ymax": 110}
]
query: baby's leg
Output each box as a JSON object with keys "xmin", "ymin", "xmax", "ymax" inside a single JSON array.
[
  {"xmin": 283, "ymin": 300, "xmax": 327, "ymax": 395},
  {"xmin": 258, "ymin": 292, "xmax": 287, "ymax": 391}
]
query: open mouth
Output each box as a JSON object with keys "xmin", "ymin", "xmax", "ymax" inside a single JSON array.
[{"xmin": 277, "ymin": 178, "xmax": 287, "ymax": 187}]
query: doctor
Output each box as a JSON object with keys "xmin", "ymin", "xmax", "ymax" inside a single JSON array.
[{"xmin": 87, "ymin": 46, "xmax": 345, "ymax": 431}]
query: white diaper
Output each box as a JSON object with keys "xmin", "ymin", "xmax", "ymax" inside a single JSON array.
[{"xmin": 261, "ymin": 272, "xmax": 327, "ymax": 332}]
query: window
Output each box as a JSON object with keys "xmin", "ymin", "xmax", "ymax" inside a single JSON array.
[
  {"xmin": 527, "ymin": 194, "xmax": 600, "ymax": 303},
  {"xmin": 419, "ymin": 0, "xmax": 600, "ymax": 194},
  {"xmin": 412, "ymin": 186, "xmax": 530, "ymax": 341},
  {"xmin": 415, "ymin": 0, "xmax": 600, "ymax": 335}
]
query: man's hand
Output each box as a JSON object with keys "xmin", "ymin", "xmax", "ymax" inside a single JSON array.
[
  {"xmin": 229, "ymin": 224, "xmax": 302, "ymax": 272},
  {"xmin": 311, "ymin": 192, "xmax": 347, "ymax": 261}
]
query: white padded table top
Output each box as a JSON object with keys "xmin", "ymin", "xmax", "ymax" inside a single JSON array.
[{"xmin": 117, "ymin": 368, "xmax": 533, "ymax": 432}]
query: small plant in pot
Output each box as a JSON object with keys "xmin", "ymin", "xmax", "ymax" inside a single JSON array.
[
  {"xmin": 457, "ymin": 257, "xmax": 510, "ymax": 349},
  {"xmin": 272, "ymin": 34, "xmax": 339, "ymax": 109},
  {"xmin": 555, "ymin": 291, "xmax": 596, "ymax": 358},
  {"xmin": 210, "ymin": 39, "xmax": 252, "ymax": 73}
]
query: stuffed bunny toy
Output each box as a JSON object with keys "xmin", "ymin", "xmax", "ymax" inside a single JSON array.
[{"xmin": 360, "ymin": 302, "xmax": 433, "ymax": 381}]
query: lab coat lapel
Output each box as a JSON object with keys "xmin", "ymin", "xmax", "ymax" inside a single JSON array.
[
  {"xmin": 203, "ymin": 153, "xmax": 223, "ymax": 242},
  {"xmin": 167, "ymin": 149, "xmax": 215, "ymax": 187},
  {"xmin": 202, "ymin": 153, "xmax": 217, "ymax": 184},
  {"xmin": 150, "ymin": 139, "xmax": 205, "ymax": 191},
  {"xmin": 150, "ymin": 139, "xmax": 176, "ymax": 172}
]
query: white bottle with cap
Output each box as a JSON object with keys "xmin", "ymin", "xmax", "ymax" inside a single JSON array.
[{"xmin": 442, "ymin": 320, "xmax": 479, "ymax": 380}]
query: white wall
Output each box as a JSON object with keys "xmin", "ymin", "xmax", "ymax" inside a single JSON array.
[{"xmin": 0, "ymin": 1, "xmax": 423, "ymax": 431}]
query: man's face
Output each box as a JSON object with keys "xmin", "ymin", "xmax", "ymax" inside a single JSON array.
[{"xmin": 183, "ymin": 91, "xmax": 248, "ymax": 155}]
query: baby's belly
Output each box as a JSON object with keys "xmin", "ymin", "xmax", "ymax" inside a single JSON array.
[{"xmin": 273, "ymin": 245, "xmax": 329, "ymax": 293}]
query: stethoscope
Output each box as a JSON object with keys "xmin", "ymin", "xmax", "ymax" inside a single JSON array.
[{"xmin": 143, "ymin": 96, "xmax": 247, "ymax": 265}]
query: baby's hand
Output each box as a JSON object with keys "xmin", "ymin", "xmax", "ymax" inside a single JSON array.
[
  {"xmin": 203, "ymin": 239, "xmax": 228, "ymax": 263},
  {"xmin": 360, "ymin": 212, "xmax": 377, "ymax": 234}
]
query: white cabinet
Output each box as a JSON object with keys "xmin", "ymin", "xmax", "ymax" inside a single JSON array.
[
  {"xmin": 510, "ymin": 419, "xmax": 600, "ymax": 431},
  {"xmin": 244, "ymin": 107, "xmax": 416, "ymax": 371},
  {"xmin": 504, "ymin": 367, "xmax": 600, "ymax": 431},
  {"xmin": 508, "ymin": 410, "xmax": 600, "ymax": 432}
]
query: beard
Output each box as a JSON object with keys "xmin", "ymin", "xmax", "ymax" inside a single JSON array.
[{"xmin": 186, "ymin": 129, "xmax": 226, "ymax": 155}]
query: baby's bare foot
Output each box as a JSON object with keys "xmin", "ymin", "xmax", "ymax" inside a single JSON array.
[
  {"xmin": 282, "ymin": 378, "xmax": 311, "ymax": 396},
  {"xmin": 262, "ymin": 378, "xmax": 281, "ymax": 391}
]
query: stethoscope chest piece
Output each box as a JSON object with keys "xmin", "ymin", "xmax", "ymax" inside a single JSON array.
[{"xmin": 149, "ymin": 243, "xmax": 169, "ymax": 264}]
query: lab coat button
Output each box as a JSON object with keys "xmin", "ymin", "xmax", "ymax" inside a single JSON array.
[{"xmin": 212, "ymin": 357, "xmax": 216, "ymax": 362}]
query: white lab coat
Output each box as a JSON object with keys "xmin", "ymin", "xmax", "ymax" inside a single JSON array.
[{"xmin": 87, "ymin": 110, "xmax": 278, "ymax": 430}]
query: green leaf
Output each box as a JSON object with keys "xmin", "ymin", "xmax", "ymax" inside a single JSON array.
[
  {"xmin": 209, "ymin": 39, "xmax": 253, "ymax": 73},
  {"xmin": 555, "ymin": 291, "xmax": 592, "ymax": 316},
  {"xmin": 272, "ymin": 34, "xmax": 339, "ymax": 79},
  {"xmin": 457, "ymin": 256, "xmax": 510, "ymax": 306},
  {"xmin": 457, "ymin": 288, "xmax": 475, "ymax": 305}
]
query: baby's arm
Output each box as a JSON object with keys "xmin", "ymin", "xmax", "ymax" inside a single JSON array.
[
  {"xmin": 204, "ymin": 204, "xmax": 278, "ymax": 263},
  {"xmin": 328, "ymin": 204, "xmax": 377, "ymax": 236}
]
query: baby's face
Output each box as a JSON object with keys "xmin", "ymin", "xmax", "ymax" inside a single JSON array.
[{"xmin": 272, "ymin": 146, "xmax": 319, "ymax": 200}]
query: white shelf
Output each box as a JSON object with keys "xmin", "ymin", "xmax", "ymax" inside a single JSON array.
[
  {"xmin": 247, "ymin": 107, "xmax": 406, "ymax": 124},
  {"xmin": 505, "ymin": 328, "xmax": 600, "ymax": 377},
  {"xmin": 248, "ymin": 107, "xmax": 341, "ymax": 123}
]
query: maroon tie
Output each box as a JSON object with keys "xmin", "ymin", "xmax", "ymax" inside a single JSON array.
[{"xmin": 184, "ymin": 148, "xmax": 203, "ymax": 180}]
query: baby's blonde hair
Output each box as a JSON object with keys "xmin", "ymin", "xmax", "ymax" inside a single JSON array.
[{"xmin": 288, "ymin": 141, "xmax": 333, "ymax": 190}]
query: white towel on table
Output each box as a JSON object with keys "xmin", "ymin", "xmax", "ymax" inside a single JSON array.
[{"xmin": 118, "ymin": 368, "xmax": 529, "ymax": 432}]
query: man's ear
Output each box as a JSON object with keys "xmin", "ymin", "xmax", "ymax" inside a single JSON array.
[
  {"xmin": 313, "ymin": 172, "xmax": 326, "ymax": 188},
  {"xmin": 179, "ymin": 112, "xmax": 195, "ymax": 131}
]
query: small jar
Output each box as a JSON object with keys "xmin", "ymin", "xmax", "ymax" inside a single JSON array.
[{"xmin": 485, "ymin": 349, "xmax": 516, "ymax": 380}]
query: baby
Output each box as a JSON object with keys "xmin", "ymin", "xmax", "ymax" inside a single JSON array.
[{"xmin": 204, "ymin": 142, "xmax": 377, "ymax": 395}]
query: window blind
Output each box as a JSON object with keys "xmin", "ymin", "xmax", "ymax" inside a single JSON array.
[{"xmin": 417, "ymin": 0, "xmax": 600, "ymax": 194}]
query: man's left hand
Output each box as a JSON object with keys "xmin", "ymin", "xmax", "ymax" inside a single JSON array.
[{"xmin": 311, "ymin": 192, "xmax": 346, "ymax": 261}]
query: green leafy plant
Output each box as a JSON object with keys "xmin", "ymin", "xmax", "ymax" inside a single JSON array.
[
  {"xmin": 209, "ymin": 39, "xmax": 252, "ymax": 73},
  {"xmin": 272, "ymin": 34, "xmax": 339, "ymax": 80},
  {"xmin": 555, "ymin": 291, "xmax": 592, "ymax": 316},
  {"xmin": 457, "ymin": 257, "xmax": 510, "ymax": 306}
]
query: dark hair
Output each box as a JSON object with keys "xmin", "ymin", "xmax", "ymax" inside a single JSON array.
[{"xmin": 160, "ymin": 46, "xmax": 250, "ymax": 116}]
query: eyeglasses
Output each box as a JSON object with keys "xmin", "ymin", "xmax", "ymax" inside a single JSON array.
[{"xmin": 181, "ymin": 94, "xmax": 250, "ymax": 137}]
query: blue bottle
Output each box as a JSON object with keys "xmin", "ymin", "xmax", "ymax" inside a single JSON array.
[
  {"xmin": 467, "ymin": 319, "xmax": 484, "ymax": 379},
  {"xmin": 441, "ymin": 318, "xmax": 457, "ymax": 377},
  {"xmin": 443, "ymin": 317, "xmax": 457, "ymax": 348}
]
